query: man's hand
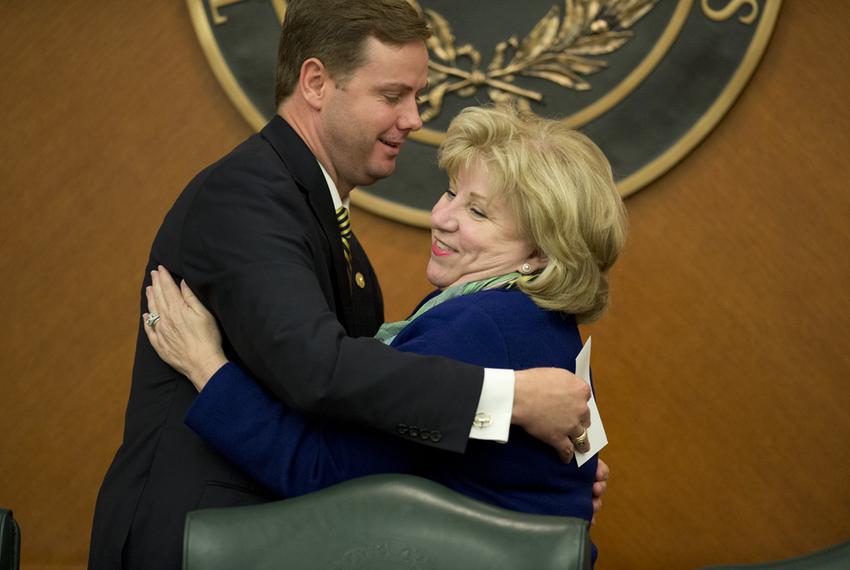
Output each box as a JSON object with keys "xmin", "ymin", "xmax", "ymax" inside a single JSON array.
[{"xmin": 512, "ymin": 368, "xmax": 591, "ymax": 462}]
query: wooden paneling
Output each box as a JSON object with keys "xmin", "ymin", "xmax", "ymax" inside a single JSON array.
[{"xmin": 1, "ymin": 1, "xmax": 847, "ymax": 568}]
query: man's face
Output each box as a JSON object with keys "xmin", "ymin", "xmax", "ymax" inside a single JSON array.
[{"xmin": 320, "ymin": 37, "xmax": 428, "ymax": 193}]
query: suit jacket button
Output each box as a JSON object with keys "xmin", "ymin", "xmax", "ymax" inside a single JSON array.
[
  {"xmin": 419, "ymin": 429, "xmax": 431, "ymax": 440},
  {"xmin": 430, "ymin": 431, "xmax": 442, "ymax": 442},
  {"xmin": 397, "ymin": 424, "xmax": 408, "ymax": 435},
  {"xmin": 355, "ymin": 272, "xmax": 366, "ymax": 288},
  {"xmin": 409, "ymin": 426, "xmax": 419, "ymax": 438}
]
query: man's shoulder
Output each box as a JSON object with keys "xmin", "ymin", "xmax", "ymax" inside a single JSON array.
[
  {"xmin": 169, "ymin": 131, "xmax": 312, "ymax": 222},
  {"xmin": 152, "ymin": 129, "xmax": 318, "ymax": 254},
  {"xmin": 196, "ymin": 132, "xmax": 292, "ymax": 190},
  {"xmin": 175, "ymin": 117, "xmax": 322, "ymax": 212}
]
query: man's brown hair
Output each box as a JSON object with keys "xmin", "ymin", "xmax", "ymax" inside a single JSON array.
[{"xmin": 274, "ymin": 0, "xmax": 431, "ymax": 106}]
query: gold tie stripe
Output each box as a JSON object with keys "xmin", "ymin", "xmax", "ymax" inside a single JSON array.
[{"xmin": 336, "ymin": 206, "xmax": 353, "ymax": 283}]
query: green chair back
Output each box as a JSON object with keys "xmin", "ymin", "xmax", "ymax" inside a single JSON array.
[
  {"xmin": 699, "ymin": 538, "xmax": 850, "ymax": 570},
  {"xmin": 183, "ymin": 474, "xmax": 591, "ymax": 569}
]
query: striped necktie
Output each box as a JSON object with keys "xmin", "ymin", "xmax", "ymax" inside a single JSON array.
[{"xmin": 336, "ymin": 206, "xmax": 353, "ymax": 284}]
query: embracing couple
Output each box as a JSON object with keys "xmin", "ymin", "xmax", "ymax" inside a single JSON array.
[{"xmin": 89, "ymin": 1, "xmax": 626, "ymax": 568}]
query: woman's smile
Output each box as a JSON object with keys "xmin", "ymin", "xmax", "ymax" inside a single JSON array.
[{"xmin": 431, "ymin": 237, "xmax": 455, "ymax": 257}]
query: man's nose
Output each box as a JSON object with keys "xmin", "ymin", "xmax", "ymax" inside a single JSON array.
[{"xmin": 398, "ymin": 96, "xmax": 424, "ymax": 131}]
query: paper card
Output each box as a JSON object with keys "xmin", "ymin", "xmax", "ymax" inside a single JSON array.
[{"xmin": 574, "ymin": 337, "xmax": 608, "ymax": 467}]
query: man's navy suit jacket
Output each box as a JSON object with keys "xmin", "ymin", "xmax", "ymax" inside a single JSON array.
[{"xmin": 88, "ymin": 116, "xmax": 483, "ymax": 569}]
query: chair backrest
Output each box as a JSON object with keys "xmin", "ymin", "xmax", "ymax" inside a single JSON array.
[
  {"xmin": 698, "ymin": 538, "xmax": 850, "ymax": 570},
  {"xmin": 183, "ymin": 474, "xmax": 591, "ymax": 570},
  {"xmin": 0, "ymin": 509, "xmax": 21, "ymax": 570}
]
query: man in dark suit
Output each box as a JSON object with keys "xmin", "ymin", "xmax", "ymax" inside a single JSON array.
[{"xmin": 89, "ymin": 1, "xmax": 599, "ymax": 568}]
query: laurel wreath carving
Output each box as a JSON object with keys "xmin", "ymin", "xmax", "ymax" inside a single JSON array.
[{"xmin": 409, "ymin": 0, "xmax": 658, "ymax": 121}]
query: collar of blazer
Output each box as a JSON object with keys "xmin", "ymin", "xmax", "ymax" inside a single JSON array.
[{"xmin": 260, "ymin": 115, "xmax": 357, "ymax": 332}]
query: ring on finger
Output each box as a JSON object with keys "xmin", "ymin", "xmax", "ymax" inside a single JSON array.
[
  {"xmin": 146, "ymin": 312, "xmax": 161, "ymax": 328},
  {"xmin": 573, "ymin": 428, "xmax": 589, "ymax": 448}
]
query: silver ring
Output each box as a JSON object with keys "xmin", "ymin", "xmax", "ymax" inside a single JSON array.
[
  {"xmin": 573, "ymin": 428, "xmax": 589, "ymax": 448},
  {"xmin": 146, "ymin": 312, "xmax": 161, "ymax": 328}
]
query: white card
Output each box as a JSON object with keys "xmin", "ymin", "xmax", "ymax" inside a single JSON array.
[{"xmin": 574, "ymin": 337, "xmax": 607, "ymax": 467}]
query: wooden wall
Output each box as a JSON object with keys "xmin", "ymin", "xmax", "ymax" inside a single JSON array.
[{"xmin": 1, "ymin": 1, "xmax": 848, "ymax": 568}]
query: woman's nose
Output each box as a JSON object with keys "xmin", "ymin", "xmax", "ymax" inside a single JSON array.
[{"xmin": 430, "ymin": 194, "xmax": 458, "ymax": 231}]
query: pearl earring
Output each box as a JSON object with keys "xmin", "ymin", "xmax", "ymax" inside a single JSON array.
[{"xmin": 520, "ymin": 263, "xmax": 532, "ymax": 274}]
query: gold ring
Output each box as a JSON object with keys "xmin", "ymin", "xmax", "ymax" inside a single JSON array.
[{"xmin": 573, "ymin": 428, "xmax": 589, "ymax": 448}]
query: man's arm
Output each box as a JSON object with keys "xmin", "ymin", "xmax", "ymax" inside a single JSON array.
[
  {"xmin": 178, "ymin": 299, "xmax": 596, "ymax": 499},
  {"xmin": 513, "ymin": 369, "xmax": 591, "ymax": 462},
  {"xmin": 175, "ymin": 154, "xmax": 482, "ymax": 452},
  {"xmin": 163, "ymin": 152, "xmax": 589, "ymax": 456}
]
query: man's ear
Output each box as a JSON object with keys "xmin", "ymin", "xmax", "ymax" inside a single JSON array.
[{"xmin": 298, "ymin": 57, "xmax": 329, "ymax": 111}]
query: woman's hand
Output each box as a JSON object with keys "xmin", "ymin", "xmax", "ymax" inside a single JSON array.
[
  {"xmin": 591, "ymin": 458, "xmax": 609, "ymax": 526},
  {"xmin": 142, "ymin": 266, "xmax": 228, "ymax": 391}
]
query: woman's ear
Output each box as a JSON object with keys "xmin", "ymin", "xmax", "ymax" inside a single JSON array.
[
  {"xmin": 298, "ymin": 57, "xmax": 328, "ymax": 110},
  {"xmin": 528, "ymin": 249, "xmax": 549, "ymax": 270}
]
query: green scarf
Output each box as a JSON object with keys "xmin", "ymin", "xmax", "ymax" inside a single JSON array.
[{"xmin": 373, "ymin": 272, "xmax": 522, "ymax": 346}]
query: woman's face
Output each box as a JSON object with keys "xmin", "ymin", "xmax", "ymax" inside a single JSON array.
[{"xmin": 426, "ymin": 160, "xmax": 538, "ymax": 289}]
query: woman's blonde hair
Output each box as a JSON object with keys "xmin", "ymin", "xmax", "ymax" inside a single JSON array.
[{"xmin": 438, "ymin": 105, "xmax": 628, "ymax": 323}]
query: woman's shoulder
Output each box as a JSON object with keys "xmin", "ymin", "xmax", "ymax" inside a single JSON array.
[
  {"xmin": 419, "ymin": 289, "xmax": 582, "ymax": 370},
  {"xmin": 425, "ymin": 290, "xmax": 578, "ymax": 342},
  {"xmin": 438, "ymin": 289, "xmax": 571, "ymax": 324}
]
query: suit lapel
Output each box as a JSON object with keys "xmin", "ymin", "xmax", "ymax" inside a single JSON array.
[{"xmin": 259, "ymin": 116, "xmax": 356, "ymax": 332}]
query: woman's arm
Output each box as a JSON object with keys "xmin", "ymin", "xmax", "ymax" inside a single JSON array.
[
  {"xmin": 179, "ymin": 298, "xmax": 508, "ymax": 499},
  {"xmin": 145, "ymin": 273, "xmax": 608, "ymax": 514},
  {"xmin": 184, "ymin": 361, "xmax": 428, "ymax": 498},
  {"xmin": 143, "ymin": 267, "xmax": 429, "ymax": 497},
  {"xmin": 178, "ymin": 295, "xmax": 507, "ymax": 498}
]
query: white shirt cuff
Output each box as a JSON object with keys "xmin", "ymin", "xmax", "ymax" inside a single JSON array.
[{"xmin": 469, "ymin": 368, "xmax": 514, "ymax": 442}]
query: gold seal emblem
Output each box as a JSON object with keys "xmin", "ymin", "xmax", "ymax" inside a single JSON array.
[{"xmin": 188, "ymin": 0, "xmax": 781, "ymax": 226}]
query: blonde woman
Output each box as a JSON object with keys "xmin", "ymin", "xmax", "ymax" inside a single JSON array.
[{"xmin": 145, "ymin": 105, "xmax": 625, "ymax": 561}]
